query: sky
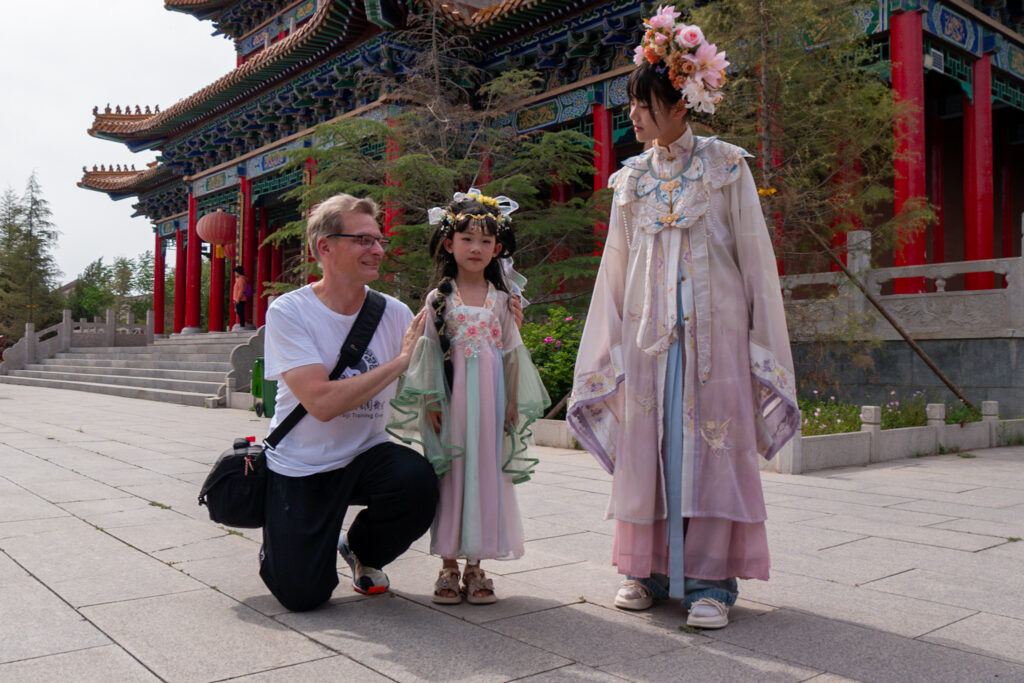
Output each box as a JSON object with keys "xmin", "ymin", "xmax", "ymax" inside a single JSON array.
[{"xmin": 0, "ymin": 1, "xmax": 237, "ymax": 286}]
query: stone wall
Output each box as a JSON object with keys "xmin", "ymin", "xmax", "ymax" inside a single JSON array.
[{"xmin": 792, "ymin": 337, "xmax": 1024, "ymax": 418}]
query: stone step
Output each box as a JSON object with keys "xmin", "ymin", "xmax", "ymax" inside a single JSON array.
[
  {"xmin": 36, "ymin": 357, "xmax": 229, "ymax": 372},
  {"xmin": 10, "ymin": 368, "xmax": 223, "ymax": 394},
  {"xmin": 23, "ymin": 363, "xmax": 226, "ymax": 382},
  {"xmin": 59, "ymin": 351, "xmax": 235, "ymax": 363},
  {"xmin": 0, "ymin": 375, "xmax": 213, "ymax": 407}
]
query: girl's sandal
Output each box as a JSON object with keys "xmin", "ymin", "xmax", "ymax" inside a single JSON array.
[
  {"xmin": 432, "ymin": 568, "xmax": 462, "ymax": 604},
  {"xmin": 462, "ymin": 566, "xmax": 497, "ymax": 605}
]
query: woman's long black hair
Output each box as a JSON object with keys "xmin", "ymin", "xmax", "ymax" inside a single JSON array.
[{"xmin": 426, "ymin": 197, "xmax": 516, "ymax": 390}]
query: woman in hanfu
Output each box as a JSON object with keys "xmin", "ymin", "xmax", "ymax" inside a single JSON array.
[{"xmin": 567, "ymin": 6, "xmax": 799, "ymax": 630}]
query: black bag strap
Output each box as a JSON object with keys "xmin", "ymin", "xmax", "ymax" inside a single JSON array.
[{"xmin": 263, "ymin": 289, "xmax": 387, "ymax": 450}]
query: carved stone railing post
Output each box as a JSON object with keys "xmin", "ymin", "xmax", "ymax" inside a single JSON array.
[
  {"xmin": 860, "ymin": 405, "xmax": 881, "ymax": 462},
  {"xmin": 982, "ymin": 400, "xmax": 1000, "ymax": 446},
  {"xmin": 59, "ymin": 310, "xmax": 71, "ymax": 352},
  {"xmin": 844, "ymin": 230, "xmax": 871, "ymax": 316},
  {"xmin": 104, "ymin": 309, "xmax": 116, "ymax": 347},
  {"xmin": 145, "ymin": 310, "xmax": 155, "ymax": 345},
  {"xmin": 926, "ymin": 403, "xmax": 946, "ymax": 452},
  {"xmin": 24, "ymin": 322, "xmax": 36, "ymax": 363}
]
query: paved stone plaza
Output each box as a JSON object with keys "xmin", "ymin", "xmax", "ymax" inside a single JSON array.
[{"xmin": 1, "ymin": 383, "xmax": 1023, "ymax": 682}]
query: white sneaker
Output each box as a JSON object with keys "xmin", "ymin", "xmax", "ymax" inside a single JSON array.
[
  {"xmin": 614, "ymin": 579, "xmax": 654, "ymax": 610},
  {"xmin": 686, "ymin": 597, "xmax": 729, "ymax": 629},
  {"xmin": 338, "ymin": 532, "xmax": 389, "ymax": 595}
]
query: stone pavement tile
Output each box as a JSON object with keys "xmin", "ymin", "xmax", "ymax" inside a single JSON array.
[
  {"xmin": 931, "ymin": 517, "xmax": 1024, "ymax": 539},
  {"xmin": 382, "ymin": 552, "xmax": 581, "ymax": 625},
  {"xmin": 228, "ymin": 655, "xmax": 391, "ymax": 681},
  {"xmin": 801, "ymin": 675, "xmax": 865, "ymax": 682},
  {"xmin": 860, "ymin": 484, "xmax": 1024, "ymax": 508},
  {"xmin": 769, "ymin": 496, "xmax": 957, "ymax": 527},
  {"xmin": 761, "ymin": 484, "xmax": 915, "ymax": 508},
  {"xmin": 60, "ymin": 495, "xmax": 181, "ymax": 528},
  {"xmin": 0, "ymin": 645, "xmax": 159, "ymax": 682},
  {"xmin": 0, "ymin": 491, "xmax": 66, "ymax": 523},
  {"xmin": 0, "ymin": 432, "xmax": 62, "ymax": 449},
  {"xmin": 0, "ymin": 455, "xmax": 83, "ymax": 485},
  {"xmin": 863, "ymin": 568, "xmax": 1024, "ymax": 621},
  {"xmin": 763, "ymin": 470, "xmax": 878, "ymax": 491},
  {"xmin": 711, "ymin": 609, "xmax": 1024, "ymax": 683},
  {"xmin": 0, "ymin": 515, "xmax": 80, "ymax": 541},
  {"xmin": 516, "ymin": 664, "xmax": 627, "ymax": 681},
  {"xmin": 90, "ymin": 467, "xmax": 178, "ymax": 488},
  {"xmin": 764, "ymin": 505, "xmax": 831, "ymax": 524},
  {"xmin": 0, "ymin": 558, "xmax": 109, "ymax": 664},
  {"xmin": 501, "ymin": 560, "xmax": 624, "ymax": 610},
  {"xmin": 516, "ymin": 485, "xmax": 608, "ymax": 519},
  {"xmin": 888, "ymin": 498, "xmax": 1024, "ymax": 524},
  {"xmin": 551, "ymin": 476, "xmax": 613, "ymax": 496},
  {"xmin": 488, "ymin": 601, "xmax": 699, "ymax": 668},
  {"xmin": 174, "ymin": 552, "xmax": 303, "ymax": 617},
  {"xmin": 19, "ymin": 478, "xmax": 128, "ymax": 505},
  {"xmin": 528, "ymin": 508, "xmax": 615, "ymax": 536},
  {"xmin": 81, "ymin": 589, "xmax": 332, "ymax": 683},
  {"xmin": 277, "ymin": 592, "xmax": 571, "ymax": 682},
  {"xmin": 921, "ymin": 613, "xmax": 1024, "ymax": 665},
  {"xmin": 796, "ymin": 514, "xmax": 1004, "ymax": 551},
  {"xmin": 769, "ymin": 549, "xmax": 912, "ymax": 587},
  {"xmin": 74, "ymin": 439, "xmax": 174, "ymax": 462},
  {"xmin": 154, "ymin": 530, "xmax": 257, "ymax": 565},
  {"xmin": 523, "ymin": 531, "xmax": 614, "ymax": 566},
  {"xmin": 140, "ymin": 457, "xmax": 215, "ymax": 476},
  {"xmin": 103, "ymin": 517, "xmax": 228, "ymax": 554},
  {"xmin": 819, "ymin": 536, "xmax": 1024, "ymax": 590},
  {"xmin": 765, "ymin": 521, "xmax": 865, "ymax": 554},
  {"xmin": 978, "ymin": 538, "xmax": 1024, "ymax": 561},
  {"xmin": 600, "ymin": 639, "xmax": 822, "ymax": 682},
  {"xmin": 120, "ymin": 480, "xmax": 208, "ymax": 517},
  {"xmin": 0, "ymin": 522, "xmax": 202, "ymax": 608},
  {"xmin": 736, "ymin": 571, "xmax": 973, "ymax": 638},
  {"xmin": 825, "ymin": 470, "xmax": 980, "ymax": 494},
  {"xmin": 520, "ymin": 515, "xmax": 582, "ymax": 542}
]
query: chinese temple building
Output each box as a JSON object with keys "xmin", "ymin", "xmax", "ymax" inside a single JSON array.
[{"xmin": 80, "ymin": 0, "xmax": 1024, "ymax": 345}]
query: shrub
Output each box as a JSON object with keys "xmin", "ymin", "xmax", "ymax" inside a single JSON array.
[
  {"xmin": 798, "ymin": 392, "xmax": 861, "ymax": 436},
  {"xmin": 880, "ymin": 391, "xmax": 927, "ymax": 429},
  {"xmin": 521, "ymin": 305, "xmax": 583, "ymax": 417}
]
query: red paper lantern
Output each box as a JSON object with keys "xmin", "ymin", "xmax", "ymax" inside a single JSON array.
[
  {"xmin": 196, "ymin": 209, "xmax": 237, "ymax": 245},
  {"xmin": 223, "ymin": 242, "xmax": 236, "ymax": 260}
]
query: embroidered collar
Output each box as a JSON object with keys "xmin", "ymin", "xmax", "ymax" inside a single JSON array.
[
  {"xmin": 651, "ymin": 127, "xmax": 695, "ymax": 167},
  {"xmin": 452, "ymin": 282, "xmax": 496, "ymax": 310}
]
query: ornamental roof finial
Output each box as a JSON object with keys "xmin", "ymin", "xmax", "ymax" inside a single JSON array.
[{"xmin": 104, "ymin": 104, "xmax": 111, "ymax": 114}]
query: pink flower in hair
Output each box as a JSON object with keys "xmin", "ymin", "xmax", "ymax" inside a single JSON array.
[
  {"xmin": 647, "ymin": 4, "xmax": 681, "ymax": 30},
  {"xmin": 654, "ymin": 32, "xmax": 669, "ymax": 45},
  {"xmin": 633, "ymin": 44, "xmax": 646, "ymax": 66},
  {"xmin": 675, "ymin": 24, "xmax": 704, "ymax": 49},
  {"xmin": 693, "ymin": 41, "xmax": 730, "ymax": 89}
]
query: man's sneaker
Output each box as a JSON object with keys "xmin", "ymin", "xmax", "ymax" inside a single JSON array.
[
  {"xmin": 338, "ymin": 532, "xmax": 390, "ymax": 595},
  {"xmin": 686, "ymin": 597, "xmax": 729, "ymax": 629}
]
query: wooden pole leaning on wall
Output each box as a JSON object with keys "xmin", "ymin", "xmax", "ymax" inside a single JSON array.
[{"xmin": 806, "ymin": 229, "xmax": 977, "ymax": 412}]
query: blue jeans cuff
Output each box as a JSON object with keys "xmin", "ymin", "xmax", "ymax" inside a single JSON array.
[{"xmin": 626, "ymin": 573, "xmax": 671, "ymax": 601}]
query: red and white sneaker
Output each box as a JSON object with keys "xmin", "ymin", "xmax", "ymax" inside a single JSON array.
[{"xmin": 338, "ymin": 532, "xmax": 390, "ymax": 595}]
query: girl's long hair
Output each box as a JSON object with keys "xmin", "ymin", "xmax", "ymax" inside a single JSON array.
[{"xmin": 426, "ymin": 197, "xmax": 516, "ymax": 389}]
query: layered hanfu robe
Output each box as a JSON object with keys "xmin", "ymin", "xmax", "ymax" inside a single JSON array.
[
  {"xmin": 390, "ymin": 284, "xmax": 549, "ymax": 561},
  {"xmin": 567, "ymin": 129, "xmax": 799, "ymax": 589}
]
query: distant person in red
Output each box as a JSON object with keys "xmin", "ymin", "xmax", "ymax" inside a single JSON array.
[{"xmin": 233, "ymin": 266, "xmax": 250, "ymax": 328}]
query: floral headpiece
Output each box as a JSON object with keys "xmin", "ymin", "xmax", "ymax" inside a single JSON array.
[
  {"xmin": 633, "ymin": 5, "xmax": 729, "ymax": 115},
  {"xmin": 427, "ymin": 188, "xmax": 518, "ymax": 237}
]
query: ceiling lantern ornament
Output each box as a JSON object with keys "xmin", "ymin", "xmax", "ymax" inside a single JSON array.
[{"xmin": 196, "ymin": 209, "xmax": 237, "ymax": 244}]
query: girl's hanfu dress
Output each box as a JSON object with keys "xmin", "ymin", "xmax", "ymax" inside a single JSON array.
[
  {"xmin": 567, "ymin": 128, "xmax": 800, "ymax": 597},
  {"xmin": 390, "ymin": 283, "xmax": 549, "ymax": 560}
]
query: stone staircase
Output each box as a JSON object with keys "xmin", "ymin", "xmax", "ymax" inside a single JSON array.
[{"xmin": 0, "ymin": 330, "xmax": 258, "ymax": 407}]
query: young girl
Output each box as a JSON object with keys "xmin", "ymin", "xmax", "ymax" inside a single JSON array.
[
  {"xmin": 390, "ymin": 190, "xmax": 549, "ymax": 604},
  {"xmin": 567, "ymin": 7, "xmax": 799, "ymax": 629}
]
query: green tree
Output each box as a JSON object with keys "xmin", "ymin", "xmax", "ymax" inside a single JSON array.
[
  {"xmin": 0, "ymin": 175, "xmax": 62, "ymax": 339},
  {"xmin": 271, "ymin": 13, "xmax": 604, "ymax": 313},
  {"xmin": 66, "ymin": 258, "xmax": 114, "ymax": 321}
]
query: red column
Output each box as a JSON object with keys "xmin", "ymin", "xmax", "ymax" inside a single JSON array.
[
  {"xmin": 256, "ymin": 209, "xmax": 270, "ymax": 327},
  {"xmin": 240, "ymin": 177, "xmax": 256, "ymax": 323},
  {"xmin": 593, "ymin": 102, "xmax": 615, "ymax": 254},
  {"xmin": 228, "ymin": 252, "xmax": 237, "ymax": 329},
  {"xmin": 153, "ymin": 231, "xmax": 165, "ymax": 335},
  {"xmin": 830, "ymin": 155, "xmax": 862, "ymax": 271},
  {"xmin": 184, "ymin": 193, "xmax": 202, "ymax": 331},
  {"xmin": 208, "ymin": 248, "xmax": 224, "ymax": 332},
  {"xmin": 304, "ymin": 159, "xmax": 319, "ymax": 283},
  {"xmin": 891, "ymin": 9, "xmax": 927, "ymax": 293},
  {"xmin": 1000, "ymin": 152, "xmax": 1014, "ymax": 258},
  {"xmin": 478, "ymin": 151, "xmax": 493, "ymax": 185},
  {"xmin": 384, "ymin": 120, "xmax": 404, "ymax": 235},
  {"xmin": 174, "ymin": 227, "xmax": 186, "ymax": 333},
  {"xmin": 928, "ymin": 112, "xmax": 946, "ymax": 263},
  {"xmin": 964, "ymin": 53, "xmax": 994, "ymax": 289}
]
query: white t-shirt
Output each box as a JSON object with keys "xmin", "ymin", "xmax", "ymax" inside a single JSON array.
[{"xmin": 263, "ymin": 284, "xmax": 413, "ymax": 476}]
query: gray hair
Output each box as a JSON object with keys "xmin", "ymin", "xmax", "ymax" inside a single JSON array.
[{"xmin": 306, "ymin": 194, "xmax": 379, "ymax": 263}]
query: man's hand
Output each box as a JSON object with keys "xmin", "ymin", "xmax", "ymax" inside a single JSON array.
[
  {"xmin": 510, "ymin": 295, "xmax": 524, "ymax": 329},
  {"xmin": 399, "ymin": 308, "xmax": 428, "ymax": 365}
]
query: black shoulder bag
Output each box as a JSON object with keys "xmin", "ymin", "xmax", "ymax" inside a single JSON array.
[{"xmin": 198, "ymin": 290, "xmax": 387, "ymax": 528}]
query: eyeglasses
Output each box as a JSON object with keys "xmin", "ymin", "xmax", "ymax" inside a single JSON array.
[{"xmin": 326, "ymin": 233, "xmax": 392, "ymax": 249}]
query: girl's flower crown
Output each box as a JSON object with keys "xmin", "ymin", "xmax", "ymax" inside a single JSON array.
[
  {"xmin": 427, "ymin": 188, "xmax": 518, "ymax": 237},
  {"xmin": 633, "ymin": 5, "xmax": 729, "ymax": 115}
]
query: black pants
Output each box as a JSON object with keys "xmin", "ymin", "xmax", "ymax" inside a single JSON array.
[
  {"xmin": 234, "ymin": 301, "xmax": 246, "ymax": 327},
  {"xmin": 259, "ymin": 441, "xmax": 438, "ymax": 612}
]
